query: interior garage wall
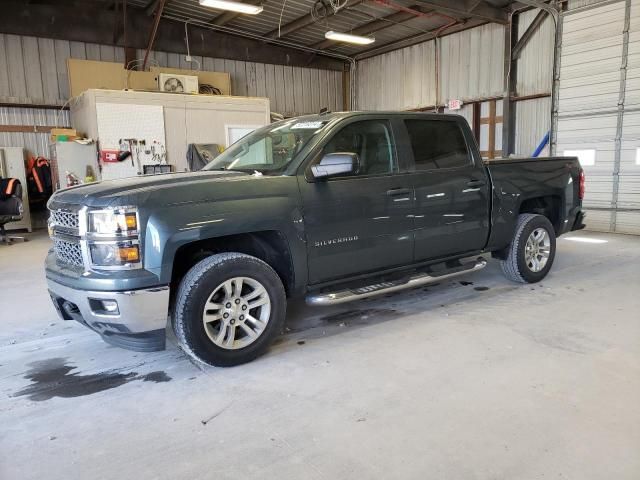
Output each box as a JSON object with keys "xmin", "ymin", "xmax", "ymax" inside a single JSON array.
[
  {"xmin": 0, "ymin": 33, "xmax": 342, "ymax": 157},
  {"xmin": 355, "ymin": 23, "xmax": 505, "ymax": 111},
  {"xmin": 355, "ymin": 41, "xmax": 436, "ymax": 111},
  {"xmin": 355, "ymin": 18, "xmax": 555, "ymax": 157}
]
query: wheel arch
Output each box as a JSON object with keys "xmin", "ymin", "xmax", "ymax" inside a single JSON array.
[
  {"xmin": 518, "ymin": 194, "xmax": 564, "ymax": 235},
  {"xmin": 168, "ymin": 231, "xmax": 295, "ymax": 302}
]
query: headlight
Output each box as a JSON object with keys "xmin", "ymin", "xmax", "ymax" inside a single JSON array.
[
  {"xmin": 85, "ymin": 207, "xmax": 142, "ymax": 270},
  {"xmin": 89, "ymin": 241, "xmax": 141, "ymax": 267},
  {"xmin": 88, "ymin": 208, "xmax": 138, "ymax": 235}
]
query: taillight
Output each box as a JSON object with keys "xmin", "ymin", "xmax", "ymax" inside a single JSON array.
[{"xmin": 579, "ymin": 170, "xmax": 585, "ymax": 199}]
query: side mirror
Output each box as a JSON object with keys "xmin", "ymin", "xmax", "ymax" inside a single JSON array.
[{"xmin": 311, "ymin": 152, "xmax": 358, "ymax": 179}]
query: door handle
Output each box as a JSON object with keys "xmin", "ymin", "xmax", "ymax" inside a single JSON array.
[
  {"xmin": 386, "ymin": 187, "xmax": 411, "ymax": 196},
  {"xmin": 466, "ymin": 179, "xmax": 486, "ymax": 187}
]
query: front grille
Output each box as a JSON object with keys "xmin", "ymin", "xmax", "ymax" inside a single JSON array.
[
  {"xmin": 53, "ymin": 238, "xmax": 84, "ymax": 267},
  {"xmin": 50, "ymin": 209, "xmax": 80, "ymax": 230}
]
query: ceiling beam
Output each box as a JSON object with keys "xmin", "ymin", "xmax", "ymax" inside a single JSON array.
[
  {"xmin": 265, "ymin": 0, "xmax": 364, "ymax": 39},
  {"xmin": 312, "ymin": 6, "xmax": 423, "ymax": 50},
  {"xmin": 142, "ymin": 0, "xmax": 167, "ymax": 69},
  {"xmin": 0, "ymin": 1, "xmax": 348, "ymax": 70},
  {"xmin": 145, "ymin": 0, "xmax": 161, "ymax": 15},
  {"xmin": 414, "ymin": 0, "xmax": 508, "ymax": 24}
]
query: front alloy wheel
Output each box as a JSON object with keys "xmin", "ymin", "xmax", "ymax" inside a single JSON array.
[
  {"xmin": 203, "ymin": 277, "xmax": 271, "ymax": 350},
  {"xmin": 173, "ymin": 253, "xmax": 286, "ymax": 367}
]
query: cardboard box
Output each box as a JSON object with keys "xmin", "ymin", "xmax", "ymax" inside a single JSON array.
[{"xmin": 50, "ymin": 128, "xmax": 78, "ymax": 142}]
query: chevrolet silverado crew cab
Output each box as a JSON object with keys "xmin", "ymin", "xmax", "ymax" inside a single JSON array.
[{"xmin": 46, "ymin": 112, "xmax": 585, "ymax": 366}]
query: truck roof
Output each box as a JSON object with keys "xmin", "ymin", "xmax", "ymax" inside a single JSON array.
[{"xmin": 289, "ymin": 111, "xmax": 466, "ymax": 122}]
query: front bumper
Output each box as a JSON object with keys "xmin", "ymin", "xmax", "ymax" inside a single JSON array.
[{"xmin": 47, "ymin": 279, "xmax": 170, "ymax": 352}]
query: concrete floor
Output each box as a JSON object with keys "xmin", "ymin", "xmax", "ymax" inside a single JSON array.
[{"xmin": 1, "ymin": 230, "xmax": 639, "ymax": 479}]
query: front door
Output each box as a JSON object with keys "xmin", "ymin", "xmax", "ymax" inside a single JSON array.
[
  {"xmin": 401, "ymin": 117, "xmax": 491, "ymax": 261},
  {"xmin": 299, "ymin": 119, "xmax": 415, "ymax": 284}
]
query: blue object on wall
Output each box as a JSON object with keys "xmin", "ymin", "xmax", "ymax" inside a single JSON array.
[{"xmin": 533, "ymin": 131, "xmax": 550, "ymax": 157}]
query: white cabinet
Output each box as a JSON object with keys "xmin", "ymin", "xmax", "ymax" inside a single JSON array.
[{"xmin": 71, "ymin": 90, "xmax": 271, "ymax": 177}]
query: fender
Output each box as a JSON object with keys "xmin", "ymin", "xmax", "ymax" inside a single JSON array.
[{"xmin": 141, "ymin": 184, "xmax": 308, "ymax": 291}]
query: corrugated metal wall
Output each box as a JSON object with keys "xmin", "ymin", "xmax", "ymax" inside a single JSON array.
[
  {"xmin": 516, "ymin": 9, "xmax": 554, "ymax": 96},
  {"xmin": 0, "ymin": 34, "xmax": 342, "ymax": 157},
  {"xmin": 439, "ymin": 23, "xmax": 505, "ymax": 103},
  {"xmin": 356, "ymin": 23, "xmax": 505, "ymax": 110},
  {"xmin": 0, "ymin": 107, "xmax": 70, "ymax": 160},
  {"xmin": 515, "ymin": 97, "xmax": 551, "ymax": 156},
  {"xmin": 139, "ymin": 48, "xmax": 343, "ymax": 116},
  {"xmin": 355, "ymin": 42, "xmax": 436, "ymax": 110},
  {"xmin": 355, "ymin": 19, "xmax": 556, "ymax": 157},
  {"xmin": 513, "ymin": 9, "xmax": 554, "ymax": 156}
]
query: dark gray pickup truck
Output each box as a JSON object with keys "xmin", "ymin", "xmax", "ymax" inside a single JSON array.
[{"xmin": 46, "ymin": 112, "xmax": 585, "ymax": 366}]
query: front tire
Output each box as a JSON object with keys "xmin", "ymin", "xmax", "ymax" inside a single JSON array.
[
  {"xmin": 173, "ymin": 253, "xmax": 286, "ymax": 367},
  {"xmin": 501, "ymin": 213, "xmax": 556, "ymax": 283}
]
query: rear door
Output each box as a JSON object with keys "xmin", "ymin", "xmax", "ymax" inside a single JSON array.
[
  {"xmin": 298, "ymin": 118, "xmax": 415, "ymax": 284},
  {"xmin": 400, "ymin": 117, "xmax": 491, "ymax": 261}
]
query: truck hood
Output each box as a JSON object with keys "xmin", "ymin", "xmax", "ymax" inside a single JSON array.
[{"xmin": 49, "ymin": 170, "xmax": 262, "ymax": 207}]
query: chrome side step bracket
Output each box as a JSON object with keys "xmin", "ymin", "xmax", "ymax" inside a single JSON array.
[{"xmin": 305, "ymin": 258, "xmax": 487, "ymax": 306}]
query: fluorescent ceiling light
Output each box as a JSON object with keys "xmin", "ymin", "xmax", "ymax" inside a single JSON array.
[
  {"xmin": 325, "ymin": 31, "xmax": 375, "ymax": 45},
  {"xmin": 199, "ymin": 0, "xmax": 263, "ymax": 14}
]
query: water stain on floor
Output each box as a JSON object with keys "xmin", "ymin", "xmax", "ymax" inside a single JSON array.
[{"xmin": 13, "ymin": 357, "xmax": 171, "ymax": 402}]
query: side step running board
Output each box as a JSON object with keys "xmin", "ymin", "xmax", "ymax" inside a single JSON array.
[{"xmin": 305, "ymin": 258, "xmax": 487, "ymax": 306}]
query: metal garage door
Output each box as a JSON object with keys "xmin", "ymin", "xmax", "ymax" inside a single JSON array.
[{"xmin": 555, "ymin": 0, "xmax": 640, "ymax": 234}]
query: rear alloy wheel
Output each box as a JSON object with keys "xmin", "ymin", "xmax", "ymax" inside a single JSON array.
[
  {"xmin": 523, "ymin": 228, "xmax": 551, "ymax": 273},
  {"xmin": 501, "ymin": 213, "xmax": 556, "ymax": 283},
  {"xmin": 173, "ymin": 253, "xmax": 286, "ymax": 367}
]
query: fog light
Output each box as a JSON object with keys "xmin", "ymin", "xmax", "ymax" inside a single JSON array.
[
  {"xmin": 102, "ymin": 300, "xmax": 119, "ymax": 313},
  {"xmin": 89, "ymin": 298, "xmax": 120, "ymax": 315}
]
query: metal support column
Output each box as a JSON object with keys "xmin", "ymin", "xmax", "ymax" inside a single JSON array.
[{"xmin": 502, "ymin": 12, "xmax": 518, "ymax": 157}]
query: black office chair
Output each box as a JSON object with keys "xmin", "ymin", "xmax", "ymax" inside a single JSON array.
[{"xmin": 0, "ymin": 178, "xmax": 27, "ymax": 245}]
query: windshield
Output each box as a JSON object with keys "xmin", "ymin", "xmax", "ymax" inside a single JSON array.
[{"xmin": 204, "ymin": 119, "xmax": 330, "ymax": 175}]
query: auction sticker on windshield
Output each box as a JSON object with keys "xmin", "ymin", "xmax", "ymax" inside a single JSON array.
[{"xmin": 291, "ymin": 121, "xmax": 327, "ymax": 130}]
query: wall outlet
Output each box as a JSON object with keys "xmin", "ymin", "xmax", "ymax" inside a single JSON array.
[{"xmin": 185, "ymin": 55, "xmax": 192, "ymax": 62}]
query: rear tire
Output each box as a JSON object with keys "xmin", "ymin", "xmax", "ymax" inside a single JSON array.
[
  {"xmin": 173, "ymin": 253, "xmax": 286, "ymax": 367},
  {"xmin": 501, "ymin": 213, "xmax": 556, "ymax": 283}
]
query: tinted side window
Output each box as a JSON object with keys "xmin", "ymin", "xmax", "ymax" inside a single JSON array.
[
  {"xmin": 404, "ymin": 120, "xmax": 470, "ymax": 170},
  {"xmin": 322, "ymin": 120, "xmax": 396, "ymax": 176}
]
